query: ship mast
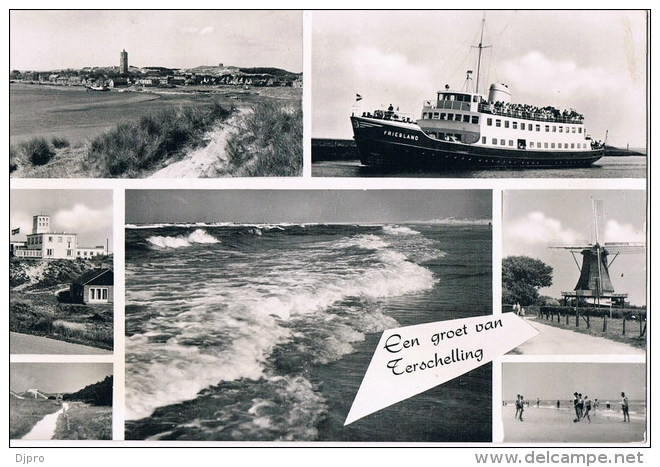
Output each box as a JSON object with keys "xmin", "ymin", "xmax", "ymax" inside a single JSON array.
[{"xmin": 473, "ymin": 13, "xmax": 491, "ymax": 96}]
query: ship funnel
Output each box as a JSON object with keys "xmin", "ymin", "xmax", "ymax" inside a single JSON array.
[{"xmin": 488, "ymin": 83, "xmax": 511, "ymax": 104}]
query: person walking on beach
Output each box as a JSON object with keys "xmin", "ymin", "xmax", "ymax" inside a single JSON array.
[
  {"xmin": 621, "ymin": 392, "xmax": 630, "ymax": 422},
  {"xmin": 578, "ymin": 393, "xmax": 584, "ymax": 420},
  {"xmin": 573, "ymin": 392, "xmax": 580, "ymax": 422},
  {"xmin": 583, "ymin": 395, "xmax": 592, "ymax": 423},
  {"xmin": 515, "ymin": 394, "xmax": 521, "ymax": 420},
  {"xmin": 518, "ymin": 395, "xmax": 524, "ymax": 421}
]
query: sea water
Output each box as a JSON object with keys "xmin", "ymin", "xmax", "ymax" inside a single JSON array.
[
  {"xmin": 311, "ymin": 156, "xmax": 647, "ymax": 179},
  {"xmin": 124, "ymin": 223, "xmax": 492, "ymax": 441}
]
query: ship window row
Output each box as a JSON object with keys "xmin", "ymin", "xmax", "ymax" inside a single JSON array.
[
  {"xmin": 486, "ymin": 118, "xmax": 581, "ymax": 133},
  {"xmin": 429, "ymin": 132, "xmax": 462, "ymax": 142},
  {"xmin": 482, "ymin": 137, "xmax": 588, "ymax": 149},
  {"xmin": 424, "ymin": 112, "xmax": 479, "ymax": 124},
  {"xmin": 437, "ymin": 93, "xmax": 478, "ymax": 103}
]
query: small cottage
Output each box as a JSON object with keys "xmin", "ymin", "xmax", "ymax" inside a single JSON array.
[{"xmin": 70, "ymin": 268, "xmax": 114, "ymax": 304}]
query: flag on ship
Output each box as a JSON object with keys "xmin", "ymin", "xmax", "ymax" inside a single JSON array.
[
  {"xmin": 11, "ymin": 227, "xmax": 20, "ymax": 235},
  {"xmin": 355, "ymin": 93, "xmax": 363, "ymax": 102}
]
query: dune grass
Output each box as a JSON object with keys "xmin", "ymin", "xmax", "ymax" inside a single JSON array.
[
  {"xmin": 221, "ymin": 100, "xmax": 302, "ymax": 176},
  {"xmin": 87, "ymin": 102, "xmax": 233, "ymax": 177},
  {"xmin": 54, "ymin": 403, "xmax": 112, "ymax": 440},
  {"xmin": 10, "ymin": 145, "xmax": 19, "ymax": 173},
  {"xmin": 18, "ymin": 137, "xmax": 56, "ymax": 166},
  {"xmin": 51, "ymin": 136, "xmax": 70, "ymax": 149}
]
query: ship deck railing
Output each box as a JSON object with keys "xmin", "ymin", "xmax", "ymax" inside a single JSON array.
[
  {"xmin": 360, "ymin": 110, "xmax": 417, "ymax": 124},
  {"xmin": 478, "ymin": 103, "xmax": 584, "ymax": 124}
]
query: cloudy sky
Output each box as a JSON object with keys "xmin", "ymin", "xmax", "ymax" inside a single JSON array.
[
  {"xmin": 503, "ymin": 362, "xmax": 646, "ymax": 401},
  {"xmin": 11, "ymin": 363, "xmax": 113, "ymax": 394},
  {"xmin": 312, "ymin": 10, "xmax": 647, "ymax": 148},
  {"xmin": 503, "ymin": 190, "xmax": 646, "ymax": 306},
  {"xmin": 126, "ymin": 189, "xmax": 491, "ymax": 224},
  {"xmin": 10, "ymin": 10, "xmax": 302, "ymax": 72},
  {"xmin": 10, "ymin": 189, "xmax": 113, "ymax": 248}
]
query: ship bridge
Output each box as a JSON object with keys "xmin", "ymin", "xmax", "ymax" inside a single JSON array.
[{"xmin": 419, "ymin": 90, "xmax": 484, "ymax": 144}]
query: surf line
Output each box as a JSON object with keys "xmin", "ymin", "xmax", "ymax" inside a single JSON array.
[{"xmin": 386, "ymin": 348, "xmax": 484, "ymax": 376}]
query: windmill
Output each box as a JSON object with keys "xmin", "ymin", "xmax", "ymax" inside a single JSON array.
[{"xmin": 550, "ymin": 199, "xmax": 645, "ymax": 308}]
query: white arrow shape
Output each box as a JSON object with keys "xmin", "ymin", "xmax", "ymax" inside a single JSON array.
[{"xmin": 345, "ymin": 312, "xmax": 538, "ymax": 425}]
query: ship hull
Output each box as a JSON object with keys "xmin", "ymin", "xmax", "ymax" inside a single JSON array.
[{"xmin": 351, "ymin": 116, "xmax": 604, "ymax": 169}]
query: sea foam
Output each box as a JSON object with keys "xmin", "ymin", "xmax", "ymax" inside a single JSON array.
[{"xmin": 146, "ymin": 229, "xmax": 219, "ymax": 249}]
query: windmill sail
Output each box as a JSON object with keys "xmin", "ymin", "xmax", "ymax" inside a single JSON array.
[{"xmin": 550, "ymin": 199, "xmax": 644, "ymax": 307}]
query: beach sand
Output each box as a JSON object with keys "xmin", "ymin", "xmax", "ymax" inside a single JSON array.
[{"xmin": 501, "ymin": 405, "xmax": 646, "ymax": 443}]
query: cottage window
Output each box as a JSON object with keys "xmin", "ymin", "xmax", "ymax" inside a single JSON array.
[
  {"xmin": 578, "ymin": 128, "xmax": 582, "ymax": 133},
  {"xmin": 521, "ymin": 123, "xmax": 526, "ymax": 130},
  {"xmin": 47, "ymin": 249, "xmax": 53, "ymax": 256},
  {"xmin": 536, "ymin": 124, "xmax": 540, "ymax": 132},
  {"xmin": 500, "ymin": 139, "xmax": 505, "ymax": 146},
  {"xmin": 496, "ymin": 119, "xmax": 501, "ymax": 127},
  {"xmin": 512, "ymin": 122, "xmax": 518, "ymax": 129},
  {"xmin": 463, "ymin": 115, "xmax": 470, "ymax": 123},
  {"xmin": 530, "ymin": 142, "xmax": 535, "ymax": 148},
  {"xmin": 472, "ymin": 116, "xmax": 479, "ymax": 124},
  {"xmin": 552, "ymin": 126, "xmax": 556, "ymax": 132},
  {"xmin": 559, "ymin": 126, "xmax": 563, "ymax": 133},
  {"xmin": 509, "ymin": 140, "xmax": 514, "ymax": 147},
  {"xmin": 487, "ymin": 118, "xmax": 492, "ymax": 126},
  {"xmin": 482, "ymin": 137, "xmax": 486, "ymax": 144},
  {"xmin": 551, "ymin": 143, "xmax": 556, "ymax": 148},
  {"xmin": 544, "ymin": 143, "xmax": 549, "ymax": 148},
  {"xmin": 492, "ymin": 138, "xmax": 497, "ymax": 145},
  {"xmin": 545, "ymin": 125, "xmax": 550, "ymax": 132},
  {"xmin": 571, "ymin": 143, "xmax": 575, "ymax": 149}
]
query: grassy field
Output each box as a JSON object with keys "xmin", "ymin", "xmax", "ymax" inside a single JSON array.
[
  {"xmin": 10, "ymin": 258, "xmax": 113, "ymax": 350},
  {"xmin": 54, "ymin": 402, "xmax": 112, "ymax": 440},
  {"xmin": 11, "ymin": 85, "xmax": 302, "ymax": 178},
  {"xmin": 10, "ymin": 396, "xmax": 61, "ymax": 439}
]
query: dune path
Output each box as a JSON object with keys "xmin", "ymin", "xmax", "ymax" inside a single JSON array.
[
  {"xmin": 21, "ymin": 408, "xmax": 63, "ymax": 440},
  {"xmin": 514, "ymin": 317, "xmax": 645, "ymax": 355}
]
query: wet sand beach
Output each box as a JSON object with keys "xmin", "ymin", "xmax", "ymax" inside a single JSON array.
[{"xmin": 502, "ymin": 405, "xmax": 646, "ymax": 443}]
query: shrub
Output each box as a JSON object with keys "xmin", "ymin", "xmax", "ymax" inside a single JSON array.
[
  {"xmin": 10, "ymin": 145, "xmax": 19, "ymax": 173},
  {"xmin": 21, "ymin": 137, "xmax": 55, "ymax": 166},
  {"xmin": 51, "ymin": 136, "xmax": 70, "ymax": 149}
]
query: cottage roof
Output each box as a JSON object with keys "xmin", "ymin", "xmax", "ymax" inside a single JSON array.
[{"xmin": 72, "ymin": 268, "xmax": 114, "ymax": 286}]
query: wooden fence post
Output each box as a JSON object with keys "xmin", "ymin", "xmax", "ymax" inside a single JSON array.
[{"xmin": 603, "ymin": 315, "xmax": 607, "ymax": 333}]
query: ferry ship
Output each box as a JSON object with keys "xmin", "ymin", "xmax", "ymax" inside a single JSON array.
[{"xmin": 350, "ymin": 22, "xmax": 604, "ymax": 169}]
